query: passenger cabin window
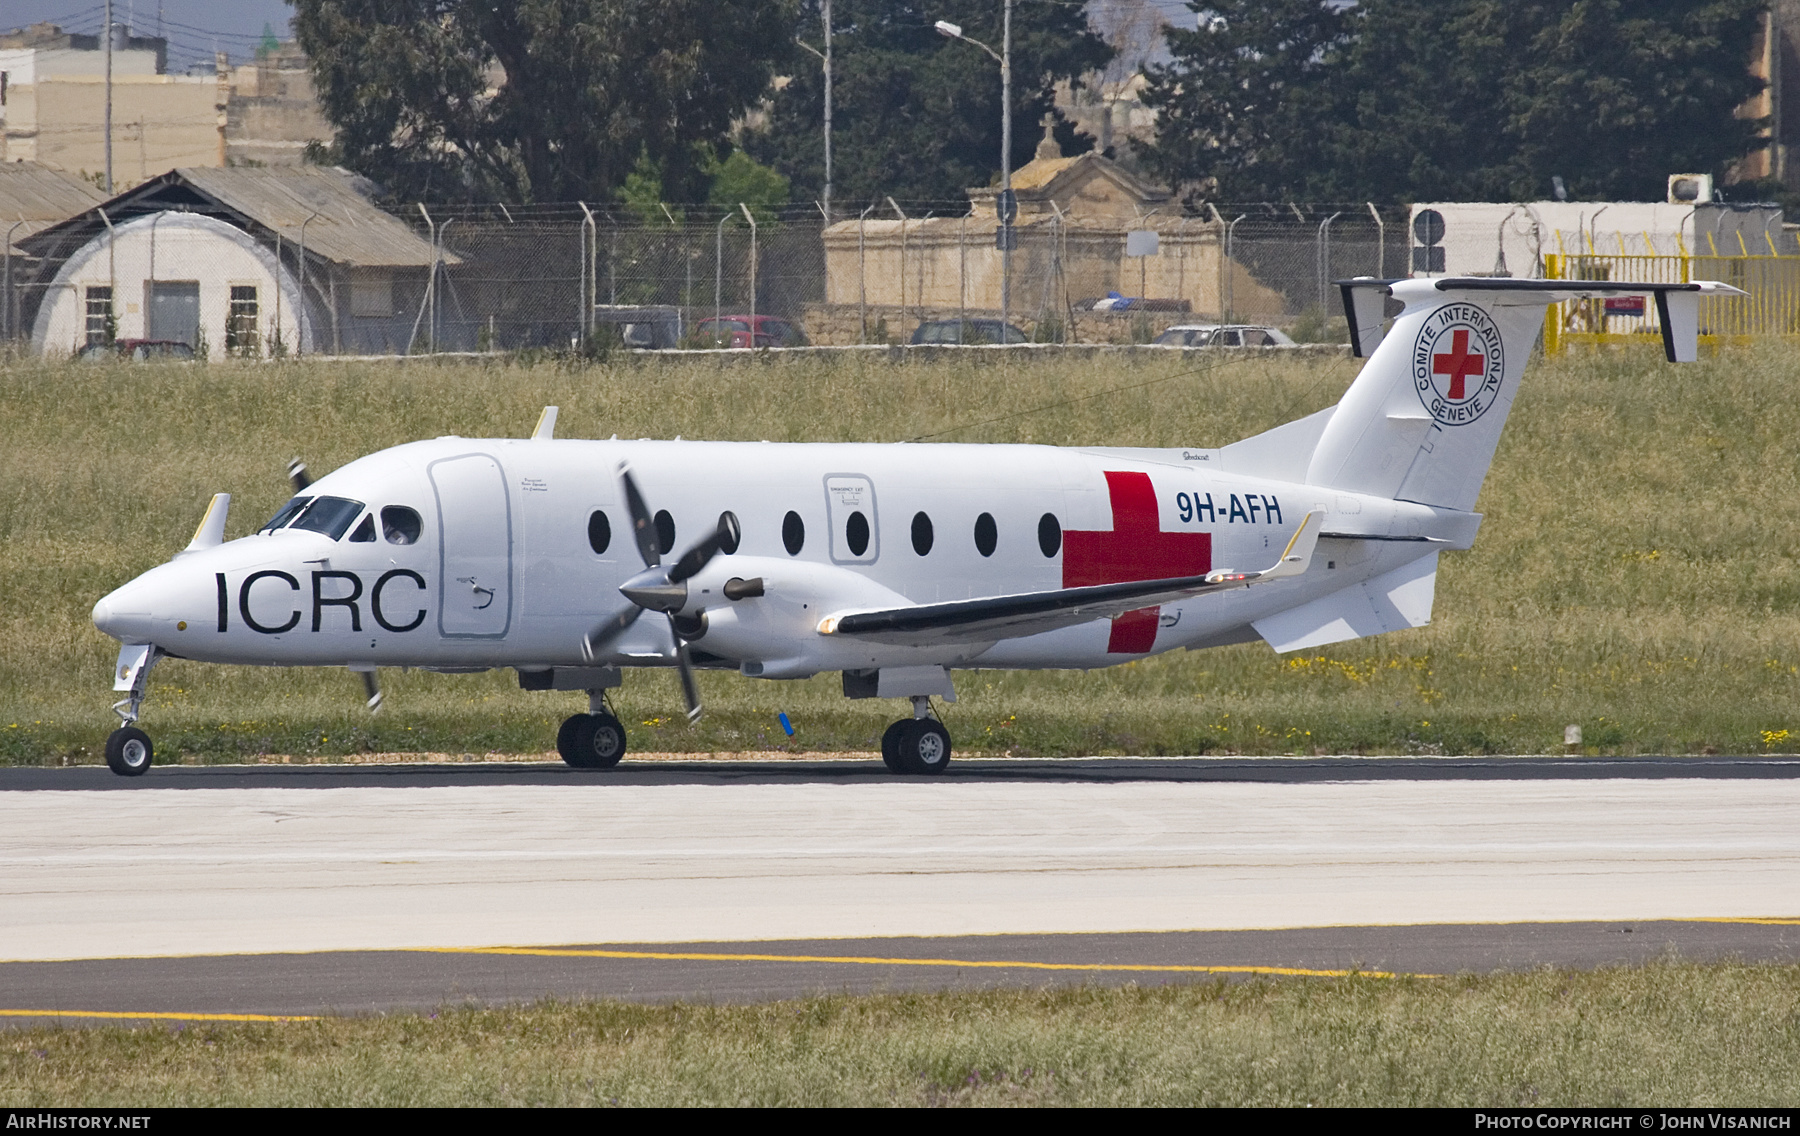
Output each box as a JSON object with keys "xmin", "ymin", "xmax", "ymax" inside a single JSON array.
[
  {"xmin": 911, "ymin": 511, "xmax": 933, "ymax": 555},
  {"xmin": 782, "ymin": 511, "xmax": 805, "ymax": 555},
  {"xmin": 653, "ymin": 510, "xmax": 676, "ymax": 555},
  {"xmin": 1038, "ymin": 513, "xmax": 1062, "ymax": 557},
  {"xmin": 288, "ymin": 496, "xmax": 366, "ymax": 540},
  {"xmin": 717, "ymin": 511, "xmax": 741, "ymax": 554},
  {"xmin": 974, "ymin": 512, "xmax": 998, "ymax": 557},
  {"xmin": 348, "ymin": 514, "xmax": 377, "ymax": 542},
  {"xmin": 588, "ymin": 510, "xmax": 611, "ymax": 555},
  {"xmin": 382, "ymin": 506, "xmax": 422, "ymax": 545},
  {"xmin": 845, "ymin": 511, "xmax": 870, "ymax": 556}
]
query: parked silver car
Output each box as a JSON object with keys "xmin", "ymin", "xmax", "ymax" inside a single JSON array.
[{"xmin": 1154, "ymin": 324, "xmax": 1297, "ymax": 348}]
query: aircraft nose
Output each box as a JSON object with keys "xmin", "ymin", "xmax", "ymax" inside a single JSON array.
[
  {"xmin": 92, "ymin": 581, "xmax": 155, "ymax": 643},
  {"xmin": 91, "ymin": 595, "xmax": 115, "ymax": 636}
]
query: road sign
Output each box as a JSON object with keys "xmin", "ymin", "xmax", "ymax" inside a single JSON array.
[
  {"xmin": 997, "ymin": 189, "xmax": 1017, "ymax": 225},
  {"xmin": 1125, "ymin": 230, "xmax": 1159, "ymax": 257},
  {"xmin": 994, "ymin": 225, "xmax": 1017, "ymax": 252}
]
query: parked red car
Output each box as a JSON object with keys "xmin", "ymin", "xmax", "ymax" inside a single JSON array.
[{"xmin": 693, "ymin": 315, "xmax": 808, "ymax": 348}]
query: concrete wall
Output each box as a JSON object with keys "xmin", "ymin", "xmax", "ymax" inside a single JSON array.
[
  {"xmin": 822, "ymin": 216, "xmax": 1287, "ymax": 330},
  {"xmin": 0, "ymin": 74, "xmax": 221, "ymax": 175}
]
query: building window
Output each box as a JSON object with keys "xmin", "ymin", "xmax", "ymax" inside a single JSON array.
[
  {"xmin": 226, "ymin": 285, "xmax": 259, "ymax": 356},
  {"xmin": 84, "ymin": 286, "xmax": 113, "ymax": 348}
]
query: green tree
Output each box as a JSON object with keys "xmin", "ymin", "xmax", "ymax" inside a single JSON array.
[
  {"xmin": 290, "ymin": 0, "xmax": 796, "ymax": 203},
  {"xmin": 1139, "ymin": 0, "xmax": 1767, "ymax": 204},
  {"xmin": 744, "ymin": 0, "xmax": 1113, "ymax": 207},
  {"xmin": 706, "ymin": 150, "xmax": 791, "ymax": 223}
]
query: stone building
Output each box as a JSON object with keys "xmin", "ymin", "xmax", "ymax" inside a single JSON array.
[
  {"xmin": 0, "ymin": 23, "xmax": 332, "ymax": 188},
  {"xmin": 813, "ymin": 122, "xmax": 1284, "ymax": 344}
]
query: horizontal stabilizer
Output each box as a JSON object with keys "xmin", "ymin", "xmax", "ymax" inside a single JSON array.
[
  {"xmin": 822, "ymin": 511, "xmax": 1324, "ymax": 645},
  {"xmin": 1252, "ymin": 552, "xmax": 1438, "ymax": 653},
  {"xmin": 1335, "ymin": 277, "xmax": 1743, "ymax": 363}
]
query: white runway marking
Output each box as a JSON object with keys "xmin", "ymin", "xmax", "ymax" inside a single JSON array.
[{"xmin": 2, "ymin": 780, "xmax": 1796, "ymax": 961}]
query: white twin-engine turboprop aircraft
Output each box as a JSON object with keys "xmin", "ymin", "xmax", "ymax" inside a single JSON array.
[{"xmin": 90, "ymin": 276, "xmax": 1738, "ymax": 776}]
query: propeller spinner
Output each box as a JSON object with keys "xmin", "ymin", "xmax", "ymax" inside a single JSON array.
[{"xmin": 582, "ymin": 463, "xmax": 739, "ymax": 723}]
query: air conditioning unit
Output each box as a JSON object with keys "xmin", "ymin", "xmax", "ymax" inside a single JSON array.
[{"xmin": 1668, "ymin": 174, "xmax": 1714, "ymax": 204}]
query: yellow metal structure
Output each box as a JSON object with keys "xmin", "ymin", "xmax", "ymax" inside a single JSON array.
[{"xmin": 1542, "ymin": 252, "xmax": 1800, "ymax": 354}]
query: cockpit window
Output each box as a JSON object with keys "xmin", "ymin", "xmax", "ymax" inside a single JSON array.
[
  {"xmin": 382, "ymin": 506, "xmax": 423, "ymax": 545},
  {"xmin": 288, "ymin": 496, "xmax": 366, "ymax": 540},
  {"xmin": 348, "ymin": 514, "xmax": 377, "ymax": 543},
  {"xmin": 259, "ymin": 496, "xmax": 311, "ymax": 534}
]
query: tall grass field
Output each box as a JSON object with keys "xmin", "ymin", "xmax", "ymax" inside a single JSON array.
[
  {"xmin": 5, "ymin": 965, "xmax": 1799, "ymax": 1106},
  {"xmin": 3, "ymin": 343, "xmax": 1797, "ymax": 764}
]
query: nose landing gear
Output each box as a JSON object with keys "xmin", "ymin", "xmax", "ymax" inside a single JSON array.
[
  {"xmin": 105, "ymin": 727, "xmax": 154, "ymax": 776},
  {"xmin": 881, "ymin": 696, "xmax": 952, "ymax": 775},
  {"xmin": 104, "ymin": 645, "xmax": 163, "ymax": 777}
]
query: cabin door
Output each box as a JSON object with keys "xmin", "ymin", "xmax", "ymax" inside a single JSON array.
[{"xmin": 430, "ymin": 453, "xmax": 514, "ymax": 638}]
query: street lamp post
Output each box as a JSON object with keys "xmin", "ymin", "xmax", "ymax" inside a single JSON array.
[
  {"xmin": 796, "ymin": 0, "xmax": 833, "ymax": 224},
  {"xmin": 936, "ymin": 3, "xmax": 1012, "ymax": 334}
]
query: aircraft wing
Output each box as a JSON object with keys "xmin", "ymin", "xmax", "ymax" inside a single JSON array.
[{"xmin": 819, "ymin": 511, "xmax": 1322, "ymax": 645}]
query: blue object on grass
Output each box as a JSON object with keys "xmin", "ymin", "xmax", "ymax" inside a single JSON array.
[{"xmin": 778, "ymin": 712, "xmax": 794, "ymax": 736}]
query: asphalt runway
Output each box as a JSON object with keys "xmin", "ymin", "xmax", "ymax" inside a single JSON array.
[
  {"xmin": 2, "ymin": 755, "xmax": 1796, "ymax": 1025},
  {"xmin": 5, "ymin": 753, "xmax": 1798, "ymax": 790},
  {"xmin": 3, "ymin": 921, "xmax": 1798, "ymax": 1027}
]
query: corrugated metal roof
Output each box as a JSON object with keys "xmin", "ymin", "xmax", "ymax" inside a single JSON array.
[
  {"xmin": 0, "ymin": 164, "xmax": 108, "ymax": 255},
  {"xmin": 173, "ymin": 167, "xmax": 449, "ymax": 267}
]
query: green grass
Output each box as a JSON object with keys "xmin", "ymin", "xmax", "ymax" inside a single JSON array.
[
  {"xmin": 5, "ymin": 964, "xmax": 1799, "ymax": 1105},
  {"xmin": 4, "ymin": 343, "xmax": 1800, "ymax": 764}
]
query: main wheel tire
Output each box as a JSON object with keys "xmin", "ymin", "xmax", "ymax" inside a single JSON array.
[
  {"xmin": 104, "ymin": 726, "xmax": 153, "ymax": 777},
  {"xmin": 890, "ymin": 718, "xmax": 952, "ymax": 775},
  {"xmin": 557, "ymin": 712, "xmax": 627, "ymax": 769},
  {"xmin": 880, "ymin": 720, "xmax": 911, "ymax": 773}
]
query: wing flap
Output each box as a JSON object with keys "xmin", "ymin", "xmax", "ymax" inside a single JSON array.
[{"xmin": 821, "ymin": 511, "xmax": 1322, "ymax": 645}]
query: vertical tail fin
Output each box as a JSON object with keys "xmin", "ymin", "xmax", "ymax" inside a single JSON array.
[{"xmin": 1308, "ymin": 278, "xmax": 1741, "ymax": 510}]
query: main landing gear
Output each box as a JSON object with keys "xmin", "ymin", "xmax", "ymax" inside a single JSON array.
[
  {"xmin": 557, "ymin": 691, "xmax": 628, "ymax": 769},
  {"xmin": 881, "ymin": 696, "xmax": 952, "ymax": 775}
]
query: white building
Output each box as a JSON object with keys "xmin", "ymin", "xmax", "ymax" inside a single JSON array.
[
  {"xmin": 20, "ymin": 166, "xmax": 447, "ymax": 359},
  {"xmin": 1407, "ymin": 201, "xmax": 1791, "ymax": 279},
  {"xmin": 30, "ymin": 210, "xmax": 309, "ymax": 356}
]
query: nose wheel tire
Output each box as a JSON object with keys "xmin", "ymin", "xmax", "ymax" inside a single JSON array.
[
  {"xmin": 883, "ymin": 718, "xmax": 952, "ymax": 775},
  {"xmin": 104, "ymin": 726, "xmax": 154, "ymax": 777},
  {"xmin": 557, "ymin": 712, "xmax": 627, "ymax": 769}
]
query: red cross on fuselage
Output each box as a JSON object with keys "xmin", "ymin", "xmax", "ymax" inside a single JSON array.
[
  {"xmin": 1063, "ymin": 471, "xmax": 1211, "ymax": 653},
  {"xmin": 1432, "ymin": 328, "xmax": 1485, "ymax": 401}
]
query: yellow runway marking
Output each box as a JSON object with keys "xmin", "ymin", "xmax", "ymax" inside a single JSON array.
[
  {"xmin": 0, "ymin": 1009, "xmax": 315, "ymax": 1023},
  {"xmin": 423, "ymin": 945, "xmax": 1411, "ymax": 979},
  {"xmin": 1679, "ymin": 916, "xmax": 1800, "ymax": 926}
]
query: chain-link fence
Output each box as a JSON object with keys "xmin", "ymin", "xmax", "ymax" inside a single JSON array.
[{"xmin": 3, "ymin": 201, "xmax": 1419, "ymax": 355}]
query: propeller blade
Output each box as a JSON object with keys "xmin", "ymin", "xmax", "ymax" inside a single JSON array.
[
  {"xmin": 669, "ymin": 616, "xmax": 702, "ymax": 724},
  {"xmin": 618, "ymin": 464, "xmax": 660, "ymax": 568},
  {"xmin": 668, "ymin": 511, "xmax": 741, "ymax": 584},
  {"xmin": 581, "ymin": 604, "xmax": 644, "ymax": 662},
  {"xmin": 287, "ymin": 458, "xmax": 312, "ymax": 493},
  {"xmin": 358, "ymin": 669, "xmax": 383, "ymax": 713}
]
